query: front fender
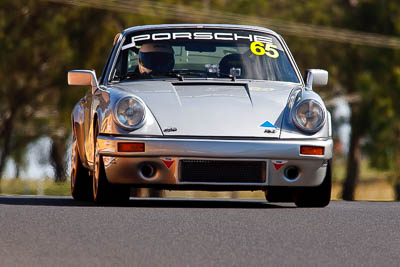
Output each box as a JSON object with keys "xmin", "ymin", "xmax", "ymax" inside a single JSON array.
[
  {"xmin": 96, "ymin": 88, "xmax": 163, "ymax": 136},
  {"xmin": 72, "ymin": 102, "xmax": 88, "ymax": 167},
  {"xmin": 280, "ymin": 90, "xmax": 330, "ymax": 139}
]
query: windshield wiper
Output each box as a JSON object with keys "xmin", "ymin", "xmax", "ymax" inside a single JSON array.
[
  {"xmin": 113, "ymin": 71, "xmax": 183, "ymax": 82},
  {"xmin": 173, "ymin": 70, "xmax": 205, "ymax": 78},
  {"xmin": 155, "ymin": 72, "xmax": 184, "ymax": 81},
  {"xmin": 113, "ymin": 72, "xmax": 141, "ymax": 81},
  {"xmin": 114, "ymin": 70, "xmax": 207, "ymax": 82}
]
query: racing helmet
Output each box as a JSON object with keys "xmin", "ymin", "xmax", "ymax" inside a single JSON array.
[{"xmin": 138, "ymin": 42, "xmax": 175, "ymax": 73}]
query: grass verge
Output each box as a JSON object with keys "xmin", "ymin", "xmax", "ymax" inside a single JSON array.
[{"xmin": 0, "ymin": 179, "xmax": 70, "ymax": 196}]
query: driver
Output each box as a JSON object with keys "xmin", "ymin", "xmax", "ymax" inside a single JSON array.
[{"xmin": 138, "ymin": 42, "xmax": 175, "ymax": 74}]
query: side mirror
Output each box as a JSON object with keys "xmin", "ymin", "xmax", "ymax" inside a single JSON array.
[
  {"xmin": 304, "ymin": 69, "xmax": 328, "ymax": 90},
  {"xmin": 68, "ymin": 70, "xmax": 99, "ymax": 93}
]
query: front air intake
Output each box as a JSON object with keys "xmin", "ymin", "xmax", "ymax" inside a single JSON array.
[{"xmin": 179, "ymin": 160, "xmax": 266, "ymax": 183}]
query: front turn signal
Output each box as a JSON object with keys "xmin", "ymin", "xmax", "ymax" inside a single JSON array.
[
  {"xmin": 118, "ymin": 142, "xmax": 145, "ymax": 152},
  {"xmin": 300, "ymin": 146, "xmax": 324, "ymax": 155}
]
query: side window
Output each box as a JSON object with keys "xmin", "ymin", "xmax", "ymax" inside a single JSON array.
[
  {"xmin": 113, "ymin": 56, "xmax": 122, "ymax": 80},
  {"xmin": 101, "ymin": 33, "xmax": 121, "ymax": 84},
  {"xmin": 127, "ymin": 50, "xmax": 138, "ymax": 72},
  {"xmin": 111, "ymin": 48, "xmax": 139, "ymax": 80}
]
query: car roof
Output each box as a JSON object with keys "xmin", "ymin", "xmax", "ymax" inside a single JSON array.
[{"xmin": 122, "ymin": 24, "xmax": 279, "ymax": 36}]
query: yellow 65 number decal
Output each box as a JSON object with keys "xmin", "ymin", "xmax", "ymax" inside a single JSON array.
[{"xmin": 250, "ymin": 42, "xmax": 279, "ymax": 58}]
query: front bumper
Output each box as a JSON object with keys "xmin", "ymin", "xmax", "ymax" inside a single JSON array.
[{"xmin": 97, "ymin": 135, "xmax": 333, "ymax": 188}]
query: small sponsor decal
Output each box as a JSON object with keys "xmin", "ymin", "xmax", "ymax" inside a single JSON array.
[
  {"xmin": 161, "ymin": 158, "xmax": 175, "ymax": 168},
  {"xmin": 260, "ymin": 121, "xmax": 275, "ymax": 128},
  {"xmin": 264, "ymin": 128, "xmax": 276, "ymax": 133},
  {"xmin": 163, "ymin": 127, "xmax": 177, "ymax": 132},
  {"xmin": 260, "ymin": 121, "xmax": 276, "ymax": 134},
  {"xmin": 272, "ymin": 160, "xmax": 288, "ymax": 171}
]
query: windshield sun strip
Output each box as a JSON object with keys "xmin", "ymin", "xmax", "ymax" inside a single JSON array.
[{"xmin": 106, "ymin": 28, "xmax": 302, "ymax": 85}]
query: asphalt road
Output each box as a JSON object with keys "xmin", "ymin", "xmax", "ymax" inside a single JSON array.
[{"xmin": 0, "ymin": 196, "xmax": 399, "ymax": 267}]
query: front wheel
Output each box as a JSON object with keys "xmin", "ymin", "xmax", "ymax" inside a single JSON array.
[
  {"xmin": 294, "ymin": 160, "xmax": 332, "ymax": 208},
  {"xmin": 265, "ymin": 188, "xmax": 293, "ymax": 203},
  {"xmin": 71, "ymin": 129, "xmax": 93, "ymax": 201},
  {"xmin": 93, "ymin": 128, "xmax": 130, "ymax": 204}
]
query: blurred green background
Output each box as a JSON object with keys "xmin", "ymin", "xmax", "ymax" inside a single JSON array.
[{"xmin": 1, "ymin": 0, "xmax": 400, "ymax": 201}]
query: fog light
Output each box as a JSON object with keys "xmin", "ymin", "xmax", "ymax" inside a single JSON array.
[
  {"xmin": 140, "ymin": 164, "xmax": 156, "ymax": 178},
  {"xmin": 300, "ymin": 146, "xmax": 324, "ymax": 155},
  {"xmin": 118, "ymin": 142, "xmax": 145, "ymax": 152},
  {"xmin": 284, "ymin": 166, "xmax": 299, "ymax": 180}
]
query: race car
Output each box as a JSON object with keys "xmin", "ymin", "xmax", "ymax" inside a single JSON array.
[{"xmin": 68, "ymin": 24, "xmax": 332, "ymax": 207}]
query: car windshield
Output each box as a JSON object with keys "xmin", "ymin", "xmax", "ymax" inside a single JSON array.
[{"xmin": 111, "ymin": 28, "xmax": 299, "ymax": 83}]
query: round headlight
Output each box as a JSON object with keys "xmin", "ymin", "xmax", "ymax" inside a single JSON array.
[
  {"xmin": 293, "ymin": 99, "xmax": 325, "ymax": 133},
  {"xmin": 114, "ymin": 96, "xmax": 146, "ymax": 130}
]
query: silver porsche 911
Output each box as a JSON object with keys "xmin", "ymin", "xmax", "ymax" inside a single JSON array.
[{"xmin": 68, "ymin": 24, "xmax": 333, "ymax": 207}]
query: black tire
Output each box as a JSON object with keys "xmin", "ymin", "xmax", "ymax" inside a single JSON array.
[
  {"xmin": 71, "ymin": 129, "xmax": 93, "ymax": 201},
  {"xmin": 93, "ymin": 127, "xmax": 130, "ymax": 205},
  {"xmin": 265, "ymin": 188, "xmax": 294, "ymax": 203},
  {"xmin": 294, "ymin": 160, "xmax": 332, "ymax": 208}
]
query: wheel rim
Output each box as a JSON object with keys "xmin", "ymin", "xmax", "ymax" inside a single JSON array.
[
  {"xmin": 93, "ymin": 152, "xmax": 99, "ymax": 199},
  {"xmin": 93, "ymin": 134, "xmax": 100, "ymax": 199},
  {"xmin": 71, "ymin": 134, "xmax": 78, "ymax": 191}
]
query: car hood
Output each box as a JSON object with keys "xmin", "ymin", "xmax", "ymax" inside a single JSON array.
[{"xmin": 112, "ymin": 80, "xmax": 300, "ymax": 138}]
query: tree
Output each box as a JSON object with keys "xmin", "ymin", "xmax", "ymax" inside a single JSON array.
[
  {"xmin": 0, "ymin": 1, "xmax": 121, "ymax": 182},
  {"xmin": 339, "ymin": 0, "xmax": 400, "ymax": 200}
]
